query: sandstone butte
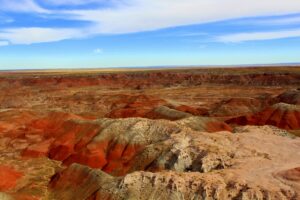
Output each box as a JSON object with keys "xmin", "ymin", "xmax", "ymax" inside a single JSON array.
[{"xmin": 0, "ymin": 67, "xmax": 299, "ymax": 200}]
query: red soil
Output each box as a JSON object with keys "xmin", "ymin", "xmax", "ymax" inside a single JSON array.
[
  {"xmin": 5, "ymin": 111, "xmax": 146, "ymax": 176},
  {"xmin": 277, "ymin": 167, "xmax": 300, "ymax": 182},
  {"xmin": 0, "ymin": 165, "xmax": 23, "ymax": 191},
  {"xmin": 206, "ymin": 121, "xmax": 232, "ymax": 132},
  {"xmin": 175, "ymin": 105, "xmax": 208, "ymax": 116},
  {"xmin": 106, "ymin": 94, "xmax": 167, "ymax": 118}
]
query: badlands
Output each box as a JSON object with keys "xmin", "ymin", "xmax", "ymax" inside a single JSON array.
[{"xmin": 0, "ymin": 66, "xmax": 299, "ymax": 200}]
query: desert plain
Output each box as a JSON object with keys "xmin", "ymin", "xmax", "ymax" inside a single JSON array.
[{"xmin": 0, "ymin": 66, "xmax": 300, "ymax": 200}]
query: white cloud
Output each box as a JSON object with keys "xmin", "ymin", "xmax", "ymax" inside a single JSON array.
[
  {"xmin": 0, "ymin": 0, "xmax": 49, "ymax": 13},
  {"xmin": 218, "ymin": 29, "xmax": 300, "ymax": 43},
  {"xmin": 0, "ymin": 41, "xmax": 9, "ymax": 46},
  {"xmin": 93, "ymin": 48, "xmax": 103, "ymax": 54},
  {"xmin": 0, "ymin": 28, "xmax": 82, "ymax": 45},
  {"xmin": 66, "ymin": 0, "xmax": 300, "ymax": 34},
  {"xmin": 2, "ymin": 0, "xmax": 300, "ymax": 44}
]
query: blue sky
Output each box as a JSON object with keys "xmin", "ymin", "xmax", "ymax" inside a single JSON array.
[{"xmin": 0, "ymin": 0, "xmax": 300, "ymax": 69}]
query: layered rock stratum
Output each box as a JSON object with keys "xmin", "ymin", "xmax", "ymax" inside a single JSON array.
[{"xmin": 0, "ymin": 67, "xmax": 299, "ymax": 200}]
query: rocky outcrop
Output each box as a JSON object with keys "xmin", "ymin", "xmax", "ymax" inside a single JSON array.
[
  {"xmin": 275, "ymin": 89, "xmax": 300, "ymax": 105},
  {"xmin": 210, "ymin": 97, "xmax": 272, "ymax": 118},
  {"xmin": 0, "ymin": 112, "xmax": 299, "ymax": 199},
  {"xmin": 177, "ymin": 116, "xmax": 232, "ymax": 132},
  {"xmin": 0, "ymin": 110, "xmax": 231, "ymax": 177},
  {"xmin": 49, "ymin": 164, "xmax": 115, "ymax": 200},
  {"xmin": 48, "ymin": 125, "xmax": 300, "ymax": 200},
  {"xmin": 226, "ymin": 103, "xmax": 300, "ymax": 131}
]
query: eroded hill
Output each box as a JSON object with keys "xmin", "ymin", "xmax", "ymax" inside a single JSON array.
[{"xmin": 0, "ymin": 67, "xmax": 299, "ymax": 200}]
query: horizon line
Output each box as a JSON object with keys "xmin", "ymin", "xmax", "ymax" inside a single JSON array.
[{"xmin": 1, "ymin": 62, "xmax": 300, "ymax": 72}]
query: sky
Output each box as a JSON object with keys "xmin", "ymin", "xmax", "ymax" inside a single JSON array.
[{"xmin": 0, "ymin": 0, "xmax": 300, "ymax": 69}]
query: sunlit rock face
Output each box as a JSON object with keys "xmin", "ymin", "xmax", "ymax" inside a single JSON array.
[
  {"xmin": 226, "ymin": 103, "xmax": 300, "ymax": 131},
  {"xmin": 0, "ymin": 67, "xmax": 300, "ymax": 200}
]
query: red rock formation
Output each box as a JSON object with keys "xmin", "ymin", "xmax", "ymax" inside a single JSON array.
[
  {"xmin": 210, "ymin": 97, "xmax": 271, "ymax": 118},
  {"xmin": 206, "ymin": 121, "xmax": 232, "ymax": 132},
  {"xmin": 3, "ymin": 112, "xmax": 155, "ymax": 175},
  {"xmin": 0, "ymin": 165, "xmax": 23, "ymax": 190},
  {"xmin": 48, "ymin": 125, "xmax": 300, "ymax": 200},
  {"xmin": 226, "ymin": 103, "xmax": 300, "ymax": 130},
  {"xmin": 49, "ymin": 163, "xmax": 114, "ymax": 200},
  {"xmin": 0, "ymin": 109, "xmax": 231, "ymax": 177},
  {"xmin": 277, "ymin": 167, "xmax": 300, "ymax": 182},
  {"xmin": 106, "ymin": 94, "xmax": 166, "ymax": 118},
  {"xmin": 275, "ymin": 89, "xmax": 300, "ymax": 105},
  {"xmin": 22, "ymin": 138, "xmax": 55, "ymax": 158},
  {"xmin": 175, "ymin": 105, "xmax": 208, "ymax": 116}
]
